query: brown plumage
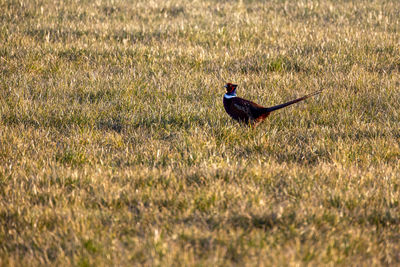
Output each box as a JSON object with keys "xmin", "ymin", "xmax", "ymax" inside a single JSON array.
[{"xmin": 223, "ymin": 83, "xmax": 322, "ymax": 126}]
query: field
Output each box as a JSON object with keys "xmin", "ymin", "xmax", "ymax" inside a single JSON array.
[{"xmin": 1, "ymin": 0, "xmax": 400, "ymax": 265}]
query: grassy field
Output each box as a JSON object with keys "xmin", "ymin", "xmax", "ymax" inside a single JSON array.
[{"xmin": 1, "ymin": 0, "xmax": 400, "ymax": 265}]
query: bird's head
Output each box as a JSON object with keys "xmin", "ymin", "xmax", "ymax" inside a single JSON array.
[{"xmin": 224, "ymin": 83, "xmax": 238, "ymax": 95}]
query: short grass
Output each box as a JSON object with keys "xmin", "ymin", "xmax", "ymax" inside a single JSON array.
[{"xmin": 1, "ymin": 0, "xmax": 400, "ymax": 265}]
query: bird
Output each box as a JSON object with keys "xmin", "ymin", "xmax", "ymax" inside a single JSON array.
[{"xmin": 223, "ymin": 83, "xmax": 322, "ymax": 126}]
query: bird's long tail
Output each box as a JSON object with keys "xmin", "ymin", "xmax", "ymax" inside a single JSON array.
[{"xmin": 264, "ymin": 90, "xmax": 323, "ymax": 113}]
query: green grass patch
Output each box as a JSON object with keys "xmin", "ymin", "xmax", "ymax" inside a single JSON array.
[{"xmin": 1, "ymin": 0, "xmax": 400, "ymax": 265}]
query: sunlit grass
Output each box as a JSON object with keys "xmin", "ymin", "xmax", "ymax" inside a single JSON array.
[{"xmin": 1, "ymin": 0, "xmax": 400, "ymax": 265}]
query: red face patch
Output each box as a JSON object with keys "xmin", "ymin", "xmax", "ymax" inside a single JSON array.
[{"xmin": 226, "ymin": 83, "xmax": 237, "ymax": 93}]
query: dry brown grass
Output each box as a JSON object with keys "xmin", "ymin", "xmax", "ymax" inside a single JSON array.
[{"xmin": 1, "ymin": 0, "xmax": 400, "ymax": 265}]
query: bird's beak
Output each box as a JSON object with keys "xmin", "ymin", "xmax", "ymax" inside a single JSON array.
[{"xmin": 224, "ymin": 85, "xmax": 228, "ymax": 88}]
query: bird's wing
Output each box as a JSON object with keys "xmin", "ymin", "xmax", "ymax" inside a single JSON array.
[
  {"xmin": 233, "ymin": 102, "xmax": 251, "ymax": 114},
  {"xmin": 232, "ymin": 98, "xmax": 264, "ymax": 120}
]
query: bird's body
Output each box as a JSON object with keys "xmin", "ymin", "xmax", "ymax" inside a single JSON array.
[
  {"xmin": 223, "ymin": 95, "xmax": 270, "ymax": 125},
  {"xmin": 223, "ymin": 83, "xmax": 322, "ymax": 126}
]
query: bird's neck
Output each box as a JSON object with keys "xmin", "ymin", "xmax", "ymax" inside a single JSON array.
[{"xmin": 224, "ymin": 92, "xmax": 237, "ymax": 99}]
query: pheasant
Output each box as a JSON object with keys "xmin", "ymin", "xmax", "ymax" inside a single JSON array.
[{"xmin": 223, "ymin": 83, "xmax": 322, "ymax": 126}]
